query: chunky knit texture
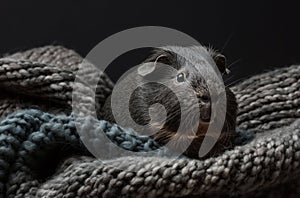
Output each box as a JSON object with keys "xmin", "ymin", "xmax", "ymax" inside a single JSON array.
[{"xmin": 0, "ymin": 46, "xmax": 299, "ymax": 197}]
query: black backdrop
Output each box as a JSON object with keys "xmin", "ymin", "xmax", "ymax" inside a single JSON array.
[{"xmin": 1, "ymin": 0, "xmax": 300, "ymax": 84}]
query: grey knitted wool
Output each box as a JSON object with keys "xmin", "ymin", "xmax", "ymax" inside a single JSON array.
[{"xmin": 0, "ymin": 46, "xmax": 299, "ymax": 197}]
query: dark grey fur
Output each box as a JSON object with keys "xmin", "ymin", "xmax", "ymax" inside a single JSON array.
[{"xmin": 102, "ymin": 46, "xmax": 237, "ymax": 159}]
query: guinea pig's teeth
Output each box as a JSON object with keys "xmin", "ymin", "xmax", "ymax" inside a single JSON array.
[
  {"xmin": 187, "ymin": 135, "xmax": 198, "ymax": 139},
  {"xmin": 198, "ymin": 120, "xmax": 210, "ymax": 125}
]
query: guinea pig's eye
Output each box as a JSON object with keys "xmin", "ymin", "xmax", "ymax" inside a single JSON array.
[{"xmin": 176, "ymin": 73, "xmax": 185, "ymax": 82}]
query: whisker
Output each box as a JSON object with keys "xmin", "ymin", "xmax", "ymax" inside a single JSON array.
[
  {"xmin": 221, "ymin": 31, "xmax": 235, "ymax": 53},
  {"xmin": 225, "ymin": 77, "xmax": 248, "ymax": 88},
  {"xmin": 227, "ymin": 58, "xmax": 242, "ymax": 69}
]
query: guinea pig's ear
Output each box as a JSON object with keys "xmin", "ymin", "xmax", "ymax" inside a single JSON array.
[
  {"xmin": 138, "ymin": 62, "xmax": 156, "ymax": 76},
  {"xmin": 138, "ymin": 54, "xmax": 170, "ymax": 77},
  {"xmin": 213, "ymin": 54, "xmax": 230, "ymax": 74}
]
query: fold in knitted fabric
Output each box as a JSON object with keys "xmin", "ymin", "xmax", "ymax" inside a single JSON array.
[{"xmin": 0, "ymin": 46, "xmax": 299, "ymax": 197}]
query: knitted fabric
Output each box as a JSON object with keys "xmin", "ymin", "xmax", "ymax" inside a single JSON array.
[{"xmin": 0, "ymin": 46, "xmax": 299, "ymax": 197}]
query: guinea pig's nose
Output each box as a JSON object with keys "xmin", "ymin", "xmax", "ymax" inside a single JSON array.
[{"xmin": 197, "ymin": 94, "xmax": 211, "ymax": 122}]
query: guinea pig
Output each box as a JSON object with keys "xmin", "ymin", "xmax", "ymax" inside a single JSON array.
[{"xmin": 102, "ymin": 45, "xmax": 237, "ymax": 159}]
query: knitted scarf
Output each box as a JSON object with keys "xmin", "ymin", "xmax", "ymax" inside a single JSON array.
[{"xmin": 0, "ymin": 46, "xmax": 299, "ymax": 197}]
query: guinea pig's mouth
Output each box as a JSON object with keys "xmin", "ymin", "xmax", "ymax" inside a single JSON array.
[
  {"xmin": 152, "ymin": 118, "xmax": 235, "ymax": 144},
  {"xmin": 186, "ymin": 120, "xmax": 209, "ymax": 138},
  {"xmin": 185, "ymin": 130, "xmax": 234, "ymax": 142},
  {"xmin": 182, "ymin": 120, "xmax": 233, "ymax": 140}
]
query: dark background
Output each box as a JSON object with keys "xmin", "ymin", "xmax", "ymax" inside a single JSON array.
[{"xmin": 1, "ymin": 0, "xmax": 300, "ymax": 85}]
